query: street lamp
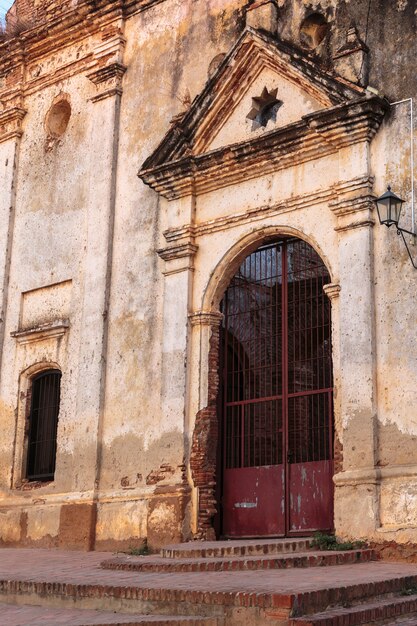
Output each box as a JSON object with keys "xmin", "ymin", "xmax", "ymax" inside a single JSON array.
[{"xmin": 374, "ymin": 186, "xmax": 417, "ymax": 269}]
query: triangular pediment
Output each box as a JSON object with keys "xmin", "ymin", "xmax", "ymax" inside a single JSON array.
[
  {"xmin": 141, "ymin": 28, "xmax": 362, "ymax": 168},
  {"xmin": 139, "ymin": 28, "xmax": 387, "ymax": 199},
  {"xmin": 192, "ymin": 30, "xmax": 363, "ymax": 156},
  {"xmin": 204, "ymin": 66, "xmax": 328, "ymax": 153}
]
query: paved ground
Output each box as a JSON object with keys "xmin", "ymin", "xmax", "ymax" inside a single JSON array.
[{"xmin": 0, "ymin": 547, "xmax": 416, "ymax": 595}]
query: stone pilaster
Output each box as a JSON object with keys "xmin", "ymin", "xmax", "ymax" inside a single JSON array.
[
  {"xmin": 0, "ymin": 91, "xmax": 27, "ymax": 391},
  {"xmin": 72, "ymin": 47, "xmax": 126, "ymax": 548},
  {"xmin": 323, "ymin": 284, "xmax": 342, "ymax": 475},
  {"xmin": 330, "ymin": 180, "xmax": 379, "ymax": 538}
]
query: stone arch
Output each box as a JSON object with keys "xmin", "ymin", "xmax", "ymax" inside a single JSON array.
[
  {"xmin": 190, "ymin": 225, "xmax": 339, "ymax": 539},
  {"xmin": 202, "ymin": 225, "xmax": 335, "ymax": 314}
]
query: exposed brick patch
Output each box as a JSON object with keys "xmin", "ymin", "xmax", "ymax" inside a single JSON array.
[
  {"xmin": 6, "ymin": 0, "xmax": 75, "ymax": 34},
  {"xmin": 146, "ymin": 465, "xmax": 176, "ymax": 486},
  {"xmin": 190, "ymin": 323, "xmax": 221, "ymax": 540}
]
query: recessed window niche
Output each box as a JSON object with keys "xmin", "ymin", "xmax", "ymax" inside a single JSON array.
[
  {"xmin": 300, "ymin": 13, "xmax": 329, "ymax": 50},
  {"xmin": 45, "ymin": 98, "xmax": 71, "ymax": 138}
]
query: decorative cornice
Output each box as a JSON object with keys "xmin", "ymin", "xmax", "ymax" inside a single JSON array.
[
  {"xmin": 334, "ymin": 219, "xmax": 374, "ymax": 232},
  {"xmin": 11, "ymin": 320, "xmax": 69, "ymax": 345},
  {"xmin": 0, "ymin": 3, "xmax": 128, "ymax": 98},
  {"xmin": 323, "ymin": 283, "xmax": 341, "ymax": 300},
  {"xmin": 0, "ymin": 1, "xmax": 123, "ymax": 61},
  {"xmin": 87, "ymin": 61, "xmax": 127, "ymax": 101},
  {"xmin": 330, "ymin": 175, "xmax": 376, "ymax": 231},
  {"xmin": 189, "ymin": 310, "xmax": 224, "ymax": 327},
  {"xmin": 87, "ymin": 62, "xmax": 127, "ymax": 85},
  {"xmin": 0, "ymin": 107, "xmax": 27, "ymax": 143},
  {"xmin": 157, "ymin": 242, "xmax": 198, "ymax": 262},
  {"xmin": 139, "ymin": 97, "xmax": 387, "ymax": 200},
  {"xmin": 329, "ymin": 175, "xmax": 375, "ymax": 210},
  {"xmin": 160, "ymin": 175, "xmax": 377, "ymax": 243}
]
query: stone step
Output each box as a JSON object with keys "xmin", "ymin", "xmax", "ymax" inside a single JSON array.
[
  {"xmin": 161, "ymin": 537, "xmax": 313, "ymax": 559},
  {"xmin": 101, "ymin": 549, "xmax": 377, "ymax": 573},
  {"xmin": 0, "ymin": 602, "xmax": 220, "ymax": 626},
  {"xmin": 290, "ymin": 593, "xmax": 417, "ymax": 625}
]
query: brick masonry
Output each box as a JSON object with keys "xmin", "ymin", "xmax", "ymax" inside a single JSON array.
[{"xmin": 190, "ymin": 323, "xmax": 221, "ymax": 540}]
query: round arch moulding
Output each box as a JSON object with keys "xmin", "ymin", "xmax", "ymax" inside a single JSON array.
[{"xmin": 200, "ymin": 225, "xmax": 336, "ymax": 312}]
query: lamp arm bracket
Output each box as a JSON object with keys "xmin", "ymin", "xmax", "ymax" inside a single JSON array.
[
  {"xmin": 397, "ymin": 229, "xmax": 417, "ymax": 269},
  {"xmin": 397, "ymin": 226, "xmax": 416, "ymax": 238}
]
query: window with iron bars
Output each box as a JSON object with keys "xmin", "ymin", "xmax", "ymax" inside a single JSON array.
[{"xmin": 26, "ymin": 370, "xmax": 61, "ymax": 482}]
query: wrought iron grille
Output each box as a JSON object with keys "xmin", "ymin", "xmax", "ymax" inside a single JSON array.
[
  {"xmin": 221, "ymin": 238, "xmax": 333, "ymax": 470},
  {"xmin": 27, "ymin": 370, "xmax": 61, "ymax": 481}
]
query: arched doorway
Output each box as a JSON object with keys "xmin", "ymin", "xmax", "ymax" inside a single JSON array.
[{"xmin": 219, "ymin": 237, "xmax": 333, "ymax": 537}]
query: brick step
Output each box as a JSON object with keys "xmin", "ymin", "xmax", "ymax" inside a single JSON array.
[
  {"xmin": 291, "ymin": 594, "xmax": 417, "ymax": 625},
  {"xmin": 0, "ymin": 578, "xmax": 257, "ymax": 620},
  {"xmin": 101, "ymin": 549, "xmax": 376, "ymax": 573},
  {"xmin": 290, "ymin": 575, "xmax": 417, "ymax": 616},
  {"xmin": 0, "ymin": 602, "xmax": 220, "ymax": 626},
  {"xmin": 161, "ymin": 537, "xmax": 313, "ymax": 559},
  {"xmin": 3, "ymin": 571, "xmax": 417, "ymax": 623}
]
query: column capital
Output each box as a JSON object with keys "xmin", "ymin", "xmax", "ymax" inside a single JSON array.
[
  {"xmin": 189, "ymin": 310, "xmax": 223, "ymax": 327},
  {"xmin": 0, "ymin": 107, "xmax": 27, "ymax": 143},
  {"xmin": 323, "ymin": 283, "xmax": 341, "ymax": 300}
]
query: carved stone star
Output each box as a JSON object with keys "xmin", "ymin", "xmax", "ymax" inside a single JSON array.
[{"xmin": 247, "ymin": 86, "xmax": 282, "ymax": 130}]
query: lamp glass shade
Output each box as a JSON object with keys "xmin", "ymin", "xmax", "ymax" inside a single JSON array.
[{"xmin": 375, "ymin": 187, "xmax": 405, "ymax": 227}]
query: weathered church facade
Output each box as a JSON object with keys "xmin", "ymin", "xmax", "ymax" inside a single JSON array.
[{"xmin": 0, "ymin": 0, "xmax": 416, "ymax": 551}]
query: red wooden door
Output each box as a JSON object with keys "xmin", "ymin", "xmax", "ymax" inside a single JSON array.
[{"xmin": 220, "ymin": 238, "xmax": 333, "ymax": 538}]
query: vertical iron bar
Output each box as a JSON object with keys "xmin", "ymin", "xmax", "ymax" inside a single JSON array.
[{"xmin": 282, "ymin": 240, "xmax": 289, "ymax": 534}]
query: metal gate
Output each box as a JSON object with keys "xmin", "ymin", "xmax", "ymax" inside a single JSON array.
[{"xmin": 220, "ymin": 238, "xmax": 333, "ymax": 537}]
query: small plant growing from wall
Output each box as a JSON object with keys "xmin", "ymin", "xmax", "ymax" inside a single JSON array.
[
  {"xmin": 125, "ymin": 539, "xmax": 151, "ymax": 556},
  {"xmin": 311, "ymin": 532, "xmax": 367, "ymax": 551}
]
